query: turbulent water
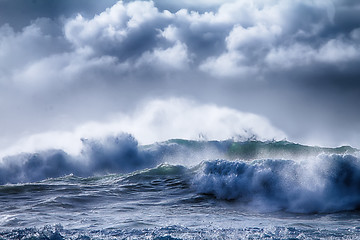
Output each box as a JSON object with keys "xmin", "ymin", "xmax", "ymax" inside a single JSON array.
[{"xmin": 1, "ymin": 135, "xmax": 360, "ymax": 239}]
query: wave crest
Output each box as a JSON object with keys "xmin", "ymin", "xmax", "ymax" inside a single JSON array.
[
  {"xmin": 193, "ymin": 155, "xmax": 360, "ymax": 213},
  {"xmin": 0, "ymin": 134, "xmax": 159, "ymax": 184}
]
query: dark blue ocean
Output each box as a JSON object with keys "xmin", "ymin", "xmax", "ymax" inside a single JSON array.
[{"xmin": 1, "ymin": 136, "xmax": 360, "ymax": 239}]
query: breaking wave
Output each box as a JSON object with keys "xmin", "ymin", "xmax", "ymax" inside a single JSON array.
[
  {"xmin": 0, "ymin": 134, "xmax": 160, "ymax": 184},
  {"xmin": 194, "ymin": 155, "xmax": 360, "ymax": 213},
  {"xmin": 1, "ymin": 135, "xmax": 355, "ymax": 185},
  {"xmin": 1, "ymin": 134, "xmax": 360, "ymax": 214}
]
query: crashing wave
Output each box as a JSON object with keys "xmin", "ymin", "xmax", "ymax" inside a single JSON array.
[
  {"xmin": 1, "ymin": 133, "xmax": 360, "ymax": 213},
  {"xmin": 193, "ymin": 155, "xmax": 360, "ymax": 213}
]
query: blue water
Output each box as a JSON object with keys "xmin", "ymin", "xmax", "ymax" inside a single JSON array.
[{"xmin": 1, "ymin": 136, "xmax": 360, "ymax": 239}]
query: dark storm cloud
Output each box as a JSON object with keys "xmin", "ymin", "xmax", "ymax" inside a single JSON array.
[
  {"xmin": 3, "ymin": 0, "xmax": 358, "ymax": 86},
  {"xmin": 0, "ymin": 0, "xmax": 118, "ymax": 29},
  {"xmin": 0, "ymin": 0, "xmax": 360, "ymax": 149}
]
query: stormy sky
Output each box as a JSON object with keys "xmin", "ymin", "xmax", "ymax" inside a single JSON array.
[{"xmin": 0, "ymin": 0, "xmax": 359, "ymax": 156}]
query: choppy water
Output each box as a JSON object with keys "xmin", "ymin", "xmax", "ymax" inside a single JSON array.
[{"xmin": 1, "ymin": 136, "xmax": 360, "ymax": 239}]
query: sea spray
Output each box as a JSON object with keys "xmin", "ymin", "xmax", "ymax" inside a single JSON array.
[
  {"xmin": 1, "ymin": 143, "xmax": 360, "ymax": 239},
  {"xmin": 0, "ymin": 135, "xmax": 357, "ymax": 185},
  {"xmin": 193, "ymin": 155, "xmax": 360, "ymax": 213}
]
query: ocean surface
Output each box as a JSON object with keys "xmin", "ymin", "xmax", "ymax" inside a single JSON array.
[{"xmin": 1, "ymin": 135, "xmax": 360, "ymax": 239}]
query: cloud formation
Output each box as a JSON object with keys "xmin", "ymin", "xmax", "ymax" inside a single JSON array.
[
  {"xmin": 3, "ymin": 0, "xmax": 358, "ymax": 87},
  {"xmin": 0, "ymin": 0, "xmax": 360, "ymax": 150}
]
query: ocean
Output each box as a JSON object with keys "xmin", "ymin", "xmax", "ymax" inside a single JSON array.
[{"xmin": 1, "ymin": 135, "xmax": 360, "ymax": 239}]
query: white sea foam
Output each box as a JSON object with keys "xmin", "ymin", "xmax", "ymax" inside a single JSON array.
[{"xmin": 193, "ymin": 155, "xmax": 360, "ymax": 213}]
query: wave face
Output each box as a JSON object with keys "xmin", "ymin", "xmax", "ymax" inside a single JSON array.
[
  {"xmin": 0, "ymin": 134, "xmax": 159, "ymax": 184},
  {"xmin": 194, "ymin": 155, "xmax": 360, "ymax": 213},
  {"xmin": 1, "ymin": 135, "xmax": 359, "ymax": 214}
]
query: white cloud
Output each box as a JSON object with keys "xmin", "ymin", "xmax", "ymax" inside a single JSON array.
[
  {"xmin": 64, "ymin": 1, "xmax": 169, "ymax": 53},
  {"xmin": 159, "ymin": 25, "xmax": 179, "ymax": 42},
  {"xmin": 0, "ymin": 20, "xmax": 67, "ymax": 79},
  {"xmin": 226, "ymin": 24, "xmax": 282, "ymax": 50},
  {"xmin": 265, "ymin": 38, "xmax": 360, "ymax": 69},
  {"xmin": 265, "ymin": 44, "xmax": 316, "ymax": 69},
  {"xmin": 136, "ymin": 41, "xmax": 190, "ymax": 70},
  {"xmin": 317, "ymin": 38, "xmax": 360, "ymax": 63},
  {"xmin": 200, "ymin": 23, "xmax": 282, "ymax": 77},
  {"xmin": 64, "ymin": 2, "xmax": 128, "ymax": 47},
  {"xmin": 200, "ymin": 51, "xmax": 256, "ymax": 77},
  {"xmin": 11, "ymin": 47, "xmax": 121, "ymax": 91},
  {"xmin": 126, "ymin": 1, "xmax": 161, "ymax": 27}
]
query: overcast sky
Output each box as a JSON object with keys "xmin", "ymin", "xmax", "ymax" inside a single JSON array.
[{"xmin": 0, "ymin": 0, "xmax": 359, "ymax": 155}]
